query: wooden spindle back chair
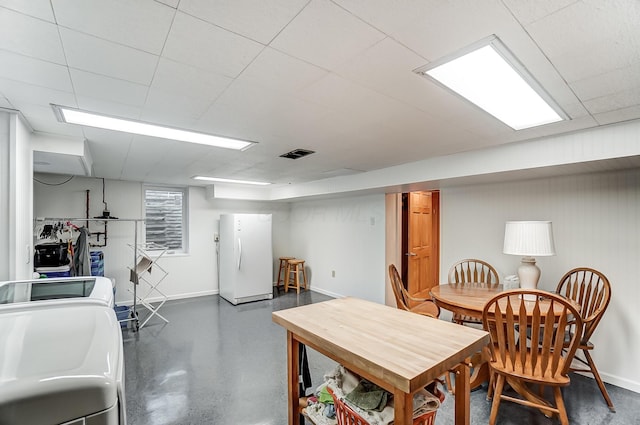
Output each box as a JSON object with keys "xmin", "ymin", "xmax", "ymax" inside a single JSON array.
[
  {"xmin": 448, "ymin": 259, "xmax": 499, "ymax": 325},
  {"xmin": 482, "ymin": 289, "xmax": 583, "ymax": 425},
  {"xmin": 556, "ymin": 267, "xmax": 614, "ymax": 412},
  {"xmin": 388, "ymin": 264, "xmax": 440, "ymax": 318}
]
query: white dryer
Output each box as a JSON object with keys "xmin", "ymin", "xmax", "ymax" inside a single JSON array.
[{"xmin": 0, "ymin": 278, "xmax": 125, "ymax": 425}]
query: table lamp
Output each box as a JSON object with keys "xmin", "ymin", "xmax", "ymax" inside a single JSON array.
[{"xmin": 503, "ymin": 221, "xmax": 556, "ymax": 293}]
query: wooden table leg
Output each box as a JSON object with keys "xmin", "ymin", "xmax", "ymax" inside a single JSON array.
[
  {"xmin": 287, "ymin": 331, "xmax": 300, "ymax": 425},
  {"xmin": 454, "ymin": 362, "xmax": 471, "ymax": 425},
  {"xmin": 394, "ymin": 389, "xmax": 412, "ymax": 424},
  {"xmin": 450, "ymin": 351, "xmax": 489, "ymax": 394},
  {"xmin": 469, "ymin": 351, "xmax": 489, "ymax": 389}
]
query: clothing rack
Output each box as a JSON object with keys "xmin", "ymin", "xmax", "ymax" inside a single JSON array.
[{"xmin": 35, "ymin": 217, "xmax": 146, "ymax": 331}]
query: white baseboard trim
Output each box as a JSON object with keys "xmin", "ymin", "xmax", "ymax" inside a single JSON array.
[
  {"xmin": 309, "ymin": 287, "xmax": 345, "ymax": 299},
  {"xmin": 589, "ymin": 371, "xmax": 640, "ymax": 394}
]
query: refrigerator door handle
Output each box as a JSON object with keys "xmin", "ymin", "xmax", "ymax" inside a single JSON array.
[{"xmin": 237, "ymin": 237, "xmax": 242, "ymax": 270}]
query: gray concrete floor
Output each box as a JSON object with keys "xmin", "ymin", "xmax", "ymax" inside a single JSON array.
[{"xmin": 123, "ymin": 292, "xmax": 638, "ymax": 425}]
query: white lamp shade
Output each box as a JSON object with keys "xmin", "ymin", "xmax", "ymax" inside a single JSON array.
[{"xmin": 503, "ymin": 221, "xmax": 556, "ymax": 256}]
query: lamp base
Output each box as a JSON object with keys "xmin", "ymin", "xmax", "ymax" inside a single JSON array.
[{"xmin": 517, "ymin": 257, "xmax": 540, "ymax": 301}]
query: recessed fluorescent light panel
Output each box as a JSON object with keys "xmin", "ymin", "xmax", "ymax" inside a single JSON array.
[
  {"xmin": 193, "ymin": 176, "xmax": 271, "ymax": 186},
  {"xmin": 413, "ymin": 36, "xmax": 566, "ymax": 130},
  {"xmin": 51, "ymin": 105, "xmax": 255, "ymax": 150}
]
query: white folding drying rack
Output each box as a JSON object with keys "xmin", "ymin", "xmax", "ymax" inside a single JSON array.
[{"xmin": 128, "ymin": 242, "xmax": 169, "ymax": 329}]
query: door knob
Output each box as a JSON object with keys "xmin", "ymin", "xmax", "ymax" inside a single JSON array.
[{"xmin": 405, "ymin": 252, "xmax": 417, "ymax": 256}]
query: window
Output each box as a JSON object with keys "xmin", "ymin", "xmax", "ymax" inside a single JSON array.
[{"xmin": 144, "ymin": 186, "xmax": 188, "ymax": 253}]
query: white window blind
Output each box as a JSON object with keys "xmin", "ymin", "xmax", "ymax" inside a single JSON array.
[{"xmin": 144, "ymin": 187, "xmax": 187, "ymax": 251}]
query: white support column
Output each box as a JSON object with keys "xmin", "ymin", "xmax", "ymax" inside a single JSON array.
[{"xmin": 0, "ymin": 110, "xmax": 33, "ymax": 280}]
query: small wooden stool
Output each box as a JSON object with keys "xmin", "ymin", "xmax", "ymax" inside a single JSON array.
[
  {"xmin": 276, "ymin": 257, "xmax": 295, "ymax": 291},
  {"xmin": 286, "ymin": 259, "xmax": 308, "ymax": 294}
]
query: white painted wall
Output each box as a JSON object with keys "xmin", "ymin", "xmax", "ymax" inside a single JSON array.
[
  {"xmin": 440, "ymin": 168, "xmax": 640, "ymax": 392},
  {"xmin": 288, "ymin": 195, "xmax": 386, "ymax": 303},
  {"xmin": 33, "ymin": 176, "xmax": 292, "ymax": 304}
]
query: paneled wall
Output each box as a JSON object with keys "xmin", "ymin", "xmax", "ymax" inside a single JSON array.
[{"xmin": 440, "ymin": 168, "xmax": 640, "ymax": 392}]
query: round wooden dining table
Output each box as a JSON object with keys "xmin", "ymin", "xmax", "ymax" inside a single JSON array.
[
  {"xmin": 430, "ymin": 283, "xmax": 504, "ymax": 321},
  {"xmin": 431, "ymin": 284, "xmax": 579, "ymax": 320}
]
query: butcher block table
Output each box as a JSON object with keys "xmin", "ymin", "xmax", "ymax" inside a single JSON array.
[{"xmin": 272, "ymin": 297, "xmax": 490, "ymax": 425}]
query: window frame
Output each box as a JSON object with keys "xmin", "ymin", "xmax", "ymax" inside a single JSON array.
[{"xmin": 143, "ymin": 185, "xmax": 189, "ymax": 255}]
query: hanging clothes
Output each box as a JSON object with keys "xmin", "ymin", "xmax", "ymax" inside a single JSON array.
[
  {"xmin": 299, "ymin": 344, "xmax": 312, "ymax": 425},
  {"xmin": 73, "ymin": 227, "xmax": 92, "ymax": 276}
]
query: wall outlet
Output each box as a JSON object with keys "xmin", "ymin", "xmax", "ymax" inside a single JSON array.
[{"xmin": 331, "ymin": 270, "xmax": 335, "ymax": 278}]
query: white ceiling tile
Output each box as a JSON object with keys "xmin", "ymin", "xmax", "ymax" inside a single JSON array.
[
  {"xmin": 270, "ymin": 0, "xmax": 386, "ymax": 71},
  {"xmin": 583, "ymin": 86, "xmax": 640, "ymax": 115},
  {"xmin": 501, "ymin": 0, "xmax": 578, "ymax": 26},
  {"xmin": 70, "ymin": 69, "xmax": 149, "ymax": 107},
  {"xmin": 0, "ymin": 0, "xmax": 54, "ymax": 22},
  {"xmin": 119, "ymin": 135, "xmax": 181, "ymax": 180},
  {"xmin": 0, "ymin": 7, "xmax": 65, "ymax": 64},
  {"xmin": 0, "ymin": 78, "xmax": 76, "ymax": 110},
  {"xmin": 392, "ymin": 0, "xmax": 515, "ymax": 60},
  {"xmin": 570, "ymin": 62, "xmax": 640, "ymax": 101},
  {"xmin": 544, "ymin": 38, "xmax": 640, "ymax": 83},
  {"xmin": 202, "ymin": 79, "xmax": 332, "ymax": 141},
  {"xmin": 155, "ymin": 0, "xmax": 179, "ymax": 8},
  {"xmin": 0, "ymin": 50, "xmax": 72, "ymax": 91},
  {"xmin": 151, "ymin": 58, "xmax": 233, "ymax": 101},
  {"xmin": 60, "ymin": 28, "xmax": 158, "ymax": 85},
  {"xmin": 163, "ymin": 11, "xmax": 264, "ymax": 78},
  {"xmin": 141, "ymin": 88, "xmax": 212, "ymax": 123},
  {"xmin": 52, "ymin": 0, "xmax": 175, "ymax": 55},
  {"xmin": 525, "ymin": 0, "xmax": 640, "ymax": 82},
  {"xmin": 594, "ymin": 105, "xmax": 640, "ymax": 126},
  {"xmin": 178, "ymin": 0, "xmax": 308, "ymax": 44},
  {"xmin": 334, "ymin": 38, "xmax": 459, "ymax": 119},
  {"xmin": 299, "ymin": 72, "xmax": 407, "ymax": 119},
  {"xmin": 332, "ymin": 0, "xmax": 434, "ymax": 36},
  {"xmin": 237, "ymin": 48, "xmax": 328, "ymax": 93}
]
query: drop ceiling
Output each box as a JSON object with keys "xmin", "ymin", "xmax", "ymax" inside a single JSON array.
[{"xmin": 1, "ymin": 0, "xmax": 639, "ymax": 194}]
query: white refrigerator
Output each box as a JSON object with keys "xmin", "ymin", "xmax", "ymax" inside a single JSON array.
[{"xmin": 218, "ymin": 213, "xmax": 274, "ymax": 305}]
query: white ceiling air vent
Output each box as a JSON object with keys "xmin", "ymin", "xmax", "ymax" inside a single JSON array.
[{"xmin": 279, "ymin": 149, "xmax": 315, "ymax": 159}]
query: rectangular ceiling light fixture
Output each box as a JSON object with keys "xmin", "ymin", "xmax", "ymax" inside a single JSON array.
[
  {"xmin": 193, "ymin": 176, "xmax": 271, "ymax": 186},
  {"xmin": 52, "ymin": 105, "xmax": 255, "ymax": 150},
  {"xmin": 413, "ymin": 35, "xmax": 566, "ymax": 130}
]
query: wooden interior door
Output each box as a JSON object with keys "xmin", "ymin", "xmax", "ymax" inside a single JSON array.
[{"xmin": 404, "ymin": 191, "xmax": 440, "ymax": 298}]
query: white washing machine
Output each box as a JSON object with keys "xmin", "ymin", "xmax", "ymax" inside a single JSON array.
[
  {"xmin": 0, "ymin": 278, "xmax": 125, "ymax": 425},
  {"xmin": 0, "ymin": 276, "xmax": 115, "ymax": 307}
]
